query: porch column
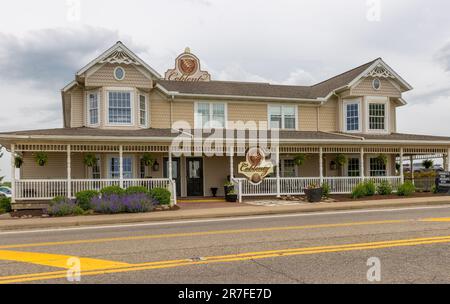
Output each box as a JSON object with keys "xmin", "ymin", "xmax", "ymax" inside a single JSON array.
[
  {"xmin": 10, "ymin": 144, "xmax": 15, "ymax": 204},
  {"xmin": 229, "ymin": 147, "xmax": 234, "ymax": 179},
  {"xmin": 410, "ymin": 155, "xmax": 414, "ymax": 185},
  {"xmin": 319, "ymin": 147, "xmax": 324, "ymax": 185},
  {"xmin": 447, "ymin": 149, "xmax": 450, "ymax": 171},
  {"xmin": 360, "ymin": 147, "xmax": 365, "ymax": 181},
  {"xmin": 67, "ymin": 145, "xmax": 71, "ymax": 198},
  {"xmin": 168, "ymin": 147, "xmax": 173, "ymax": 181},
  {"xmin": 399, "ymin": 148, "xmax": 404, "ymax": 184},
  {"xmin": 276, "ymin": 146, "xmax": 280, "ymax": 198},
  {"xmin": 119, "ymin": 145, "xmax": 124, "ymax": 188}
]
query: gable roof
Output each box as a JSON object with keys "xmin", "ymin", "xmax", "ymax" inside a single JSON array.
[
  {"xmin": 155, "ymin": 58, "xmax": 412, "ymax": 102},
  {"xmin": 76, "ymin": 41, "xmax": 162, "ymax": 79}
]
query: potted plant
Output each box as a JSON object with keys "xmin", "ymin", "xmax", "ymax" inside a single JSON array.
[
  {"xmin": 422, "ymin": 159, "xmax": 434, "ymax": 170},
  {"xmin": 304, "ymin": 184, "xmax": 323, "ymax": 203},
  {"xmin": 34, "ymin": 152, "xmax": 48, "ymax": 166},
  {"xmin": 14, "ymin": 156, "xmax": 23, "ymax": 168},
  {"xmin": 142, "ymin": 153, "xmax": 156, "ymax": 167},
  {"xmin": 224, "ymin": 181, "xmax": 234, "ymax": 197},
  {"xmin": 83, "ymin": 153, "xmax": 97, "ymax": 167},
  {"xmin": 210, "ymin": 187, "xmax": 218, "ymax": 197},
  {"xmin": 225, "ymin": 189, "xmax": 238, "ymax": 202},
  {"xmin": 294, "ymin": 153, "xmax": 308, "ymax": 166}
]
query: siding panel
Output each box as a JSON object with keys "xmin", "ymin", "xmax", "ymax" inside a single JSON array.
[{"xmin": 351, "ymin": 77, "xmax": 401, "ymax": 97}]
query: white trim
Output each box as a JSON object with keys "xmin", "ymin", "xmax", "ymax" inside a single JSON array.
[
  {"xmin": 76, "ymin": 42, "xmax": 161, "ymax": 79},
  {"xmin": 372, "ymin": 78, "xmax": 381, "ymax": 90},
  {"xmin": 267, "ymin": 104, "xmax": 298, "ymax": 131},
  {"xmin": 343, "ymin": 98, "xmax": 362, "ymax": 133},
  {"xmin": 113, "ymin": 66, "xmax": 126, "ymax": 81},
  {"xmin": 105, "ymin": 87, "xmax": 135, "ymax": 126},
  {"xmin": 194, "ymin": 101, "xmax": 228, "ymax": 129},
  {"xmin": 365, "ymin": 96, "xmax": 389, "ymax": 134}
]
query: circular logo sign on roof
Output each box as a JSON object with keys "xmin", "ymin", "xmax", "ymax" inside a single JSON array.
[
  {"xmin": 178, "ymin": 56, "xmax": 198, "ymax": 75},
  {"xmin": 165, "ymin": 48, "xmax": 211, "ymax": 82}
]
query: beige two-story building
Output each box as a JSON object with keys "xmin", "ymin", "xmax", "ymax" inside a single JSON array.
[{"xmin": 1, "ymin": 41, "xmax": 450, "ymax": 208}]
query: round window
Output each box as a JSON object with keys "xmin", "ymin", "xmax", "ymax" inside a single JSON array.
[
  {"xmin": 114, "ymin": 66, "xmax": 125, "ymax": 81},
  {"xmin": 372, "ymin": 78, "xmax": 381, "ymax": 90}
]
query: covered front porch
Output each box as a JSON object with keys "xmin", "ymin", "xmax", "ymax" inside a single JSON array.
[{"xmin": 7, "ymin": 142, "xmax": 450, "ymax": 207}]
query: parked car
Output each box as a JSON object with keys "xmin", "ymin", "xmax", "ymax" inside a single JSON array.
[{"xmin": 0, "ymin": 186, "xmax": 12, "ymax": 198}]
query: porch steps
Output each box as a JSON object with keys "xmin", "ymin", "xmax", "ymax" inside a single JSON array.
[{"xmin": 177, "ymin": 198, "xmax": 226, "ymax": 204}]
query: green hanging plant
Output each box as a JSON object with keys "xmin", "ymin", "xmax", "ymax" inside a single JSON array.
[
  {"xmin": 377, "ymin": 154, "xmax": 388, "ymax": 166},
  {"xmin": 142, "ymin": 153, "xmax": 156, "ymax": 167},
  {"xmin": 335, "ymin": 154, "xmax": 347, "ymax": 167},
  {"xmin": 83, "ymin": 153, "xmax": 97, "ymax": 167},
  {"xmin": 294, "ymin": 154, "xmax": 308, "ymax": 166},
  {"xmin": 34, "ymin": 152, "xmax": 48, "ymax": 166},
  {"xmin": 14, "ymin": 155, "xmax": 23, "ymax": 168}
]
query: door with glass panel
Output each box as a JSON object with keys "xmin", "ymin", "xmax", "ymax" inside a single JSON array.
[
  {"xmin": 163, "ymin": 158, "xmax": 181, "ymax": 197},
  {"xmin": 186, "ymin": 158, "xmax": 203, "ymax": 196}
]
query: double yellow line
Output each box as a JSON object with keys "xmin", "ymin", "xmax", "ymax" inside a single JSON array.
[{"xmin": 2, "ymin": 234, "xmax": 450, "ymax": 284}]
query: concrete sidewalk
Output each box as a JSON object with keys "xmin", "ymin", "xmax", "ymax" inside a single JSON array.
[{"xmin": 1, "ymin": 196, "xmax": 450, "ymax": 231}]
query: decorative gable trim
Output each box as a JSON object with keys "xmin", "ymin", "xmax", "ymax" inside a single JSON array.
[
  {"xmin": 348, "ymin": 58, "xmax": 413, "ymax": 91},
  {"xmin": 76, "ymin": 41, "xmax": 161, "ymax": 79}
]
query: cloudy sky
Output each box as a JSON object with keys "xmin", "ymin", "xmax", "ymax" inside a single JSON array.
[{"xmin": 1, "ymin": 0, "xmax": 450, "ymax": 180}]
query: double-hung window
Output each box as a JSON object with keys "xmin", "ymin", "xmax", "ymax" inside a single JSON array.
[
  {"xmin": 195, "ymin": 102, "xmax": 226, "ymax": 128},
  {"xmin": 268, "ymin": 105, "xmax": 297, "ymax": 130},
  {"xmin": 109, "ymin": 156, "xmax": 133, "ymax": 179},
  {"xmin": 344, "ymin": 101, "xmax": 360, "ymax": 132},
  {"xmin": 369, "ymin": 157, "xmax": 387, "ymax": 176},
  {"xmin": 139, "ymin": 94, "xmax": 148, "ymax": 127},
  {"xmin": 281, "ymin": 159, "xmax": 297, "ymax": 177},
  {"xmin": 87, "ymin": 91, "xmax": 99, "ymax": 125},
  {"xmin": 347, "ymin": 158, "xmax": 360, "ymax": 177},
  {"xmin": 368, "ymin": 103, "xmax": 386, "ymax": 131},
  {"xmin": 108, "ymin": 91, "xmax": 132, "ymax": 124}
]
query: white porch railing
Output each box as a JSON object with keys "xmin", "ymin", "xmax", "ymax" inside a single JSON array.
[
  {"xmin": 15, "ymin": 178, "xmax": 174, "ymax": 200},
  {"xmin": 234, "ymin": 176, "xmax": 402, "ymax": 199}
]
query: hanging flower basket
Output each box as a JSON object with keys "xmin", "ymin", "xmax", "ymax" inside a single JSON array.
[
  {"xmin": 377, "ymin": 154, "xmax": 388, "ymax": 166},
  {"xmin": 34, "ymin": 152, "xmax": 48, "ymax": 167},
  {"xmin": 294, "ymin": 153, "xmax": 308, "ymax": 166},
  {"xmin": 142, "ymin": 153, "xmax": 155, "ymax": 167},
  {"xmin": 83, "ymin": 153, "xmax": 97, "ymax": 167},
  {"xmin": 335, "ymin": 154, "xmax": 347, "ymax": 167},
  {"xmin": 14, "ymin": 156, "xmax": 23, "ymax": 168}
]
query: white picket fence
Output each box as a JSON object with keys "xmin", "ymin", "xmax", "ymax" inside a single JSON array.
[{"xmin": 233, "ymin": 176, "xmax": 403, "ymax": 202}]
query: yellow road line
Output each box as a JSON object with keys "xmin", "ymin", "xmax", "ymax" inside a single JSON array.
[
  {"xmin": 2, "ymin": 234, "xmax": 450, "ymax": 284},
  {"xmin": 420, "ymin": 217, "xmax": 450, "ymax": 222},
  {"xmin": 0, "ymin": 219, "xmax": 408, "ymax": 250},
  {"xmin": 0, "ymin": 250, "xmax": 130, "ymax": 271}
]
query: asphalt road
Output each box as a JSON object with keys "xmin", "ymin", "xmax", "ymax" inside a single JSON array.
[{"xmin": 1, "ymin": 205, "xmax": 450, "ymax": 284}]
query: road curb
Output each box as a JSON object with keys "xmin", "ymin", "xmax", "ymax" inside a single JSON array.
[{"xmin": 1, "ymin": 199, "xmax": 450, "ymax": 231}]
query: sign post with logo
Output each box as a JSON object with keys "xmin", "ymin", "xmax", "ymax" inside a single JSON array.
[
  {"xmin": 238, "ymin": 147, "xmax": 274, "ymax": 185},
  {"xmin": 165, "ymin": 47, "xmax": 211, "ymax": 82}
]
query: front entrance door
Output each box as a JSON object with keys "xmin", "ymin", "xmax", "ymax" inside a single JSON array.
[
  {"xmin": 163, "ymin": 158, "xmax": 181, "ymax": 196},
  {"xmin": 186, "ymin": 158, "xmax": 203, "ymax": 196}
]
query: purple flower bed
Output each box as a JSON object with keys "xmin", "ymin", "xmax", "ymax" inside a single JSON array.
[
  {"xmin": 48, "ymin": 198, "xmax": 84, "ymax": 217},
  {"xmin": 90, "ymin": 193, "xmax": 157, "ymax": 214}
]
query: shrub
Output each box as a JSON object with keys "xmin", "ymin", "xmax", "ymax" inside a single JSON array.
[
  {"xmin": 377, "ymin": 181, "xmax": 393, "ymax": 195},
  {"xmin": 90, "ymin": 193, "xmax": 156, "ymax": 214},
  {"xmin": 351, "ymin": 183, "xmax": 367, "ymax": 199},
  {"xmin": 125, "ymin": 186, "xmax": 149, "ymax": 195},
  {"xmin": 50, "ymin": 196, "xmax": 67, "ymax": 206},
  {"xmin": 75, "ymin": 190, "xmax": 99, "ymax": 210},
  {"xmin": 363, "ymin": 181, "xmax": 376, "ymax": 196},
  {"xmin": 397, "ymin": 181, "xmax": 416, "ymax": 196},
  {"xmin": 0, "ymin": 197, "xmax": 11, "ymax": 213},
  {"xmin": 100, "ymin": 185, "xmax": 124, "ymax": 196},
  {"xmin": 47, "ymin": 199, "xmax": 84, "ymax": 217},
  {"xmin": 322, "ymin": 183, "xmax": 330, "ymax": 198},
  {"xmin": 150, "ymin": 187, "xmax": 171, "ymax": 205}
]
